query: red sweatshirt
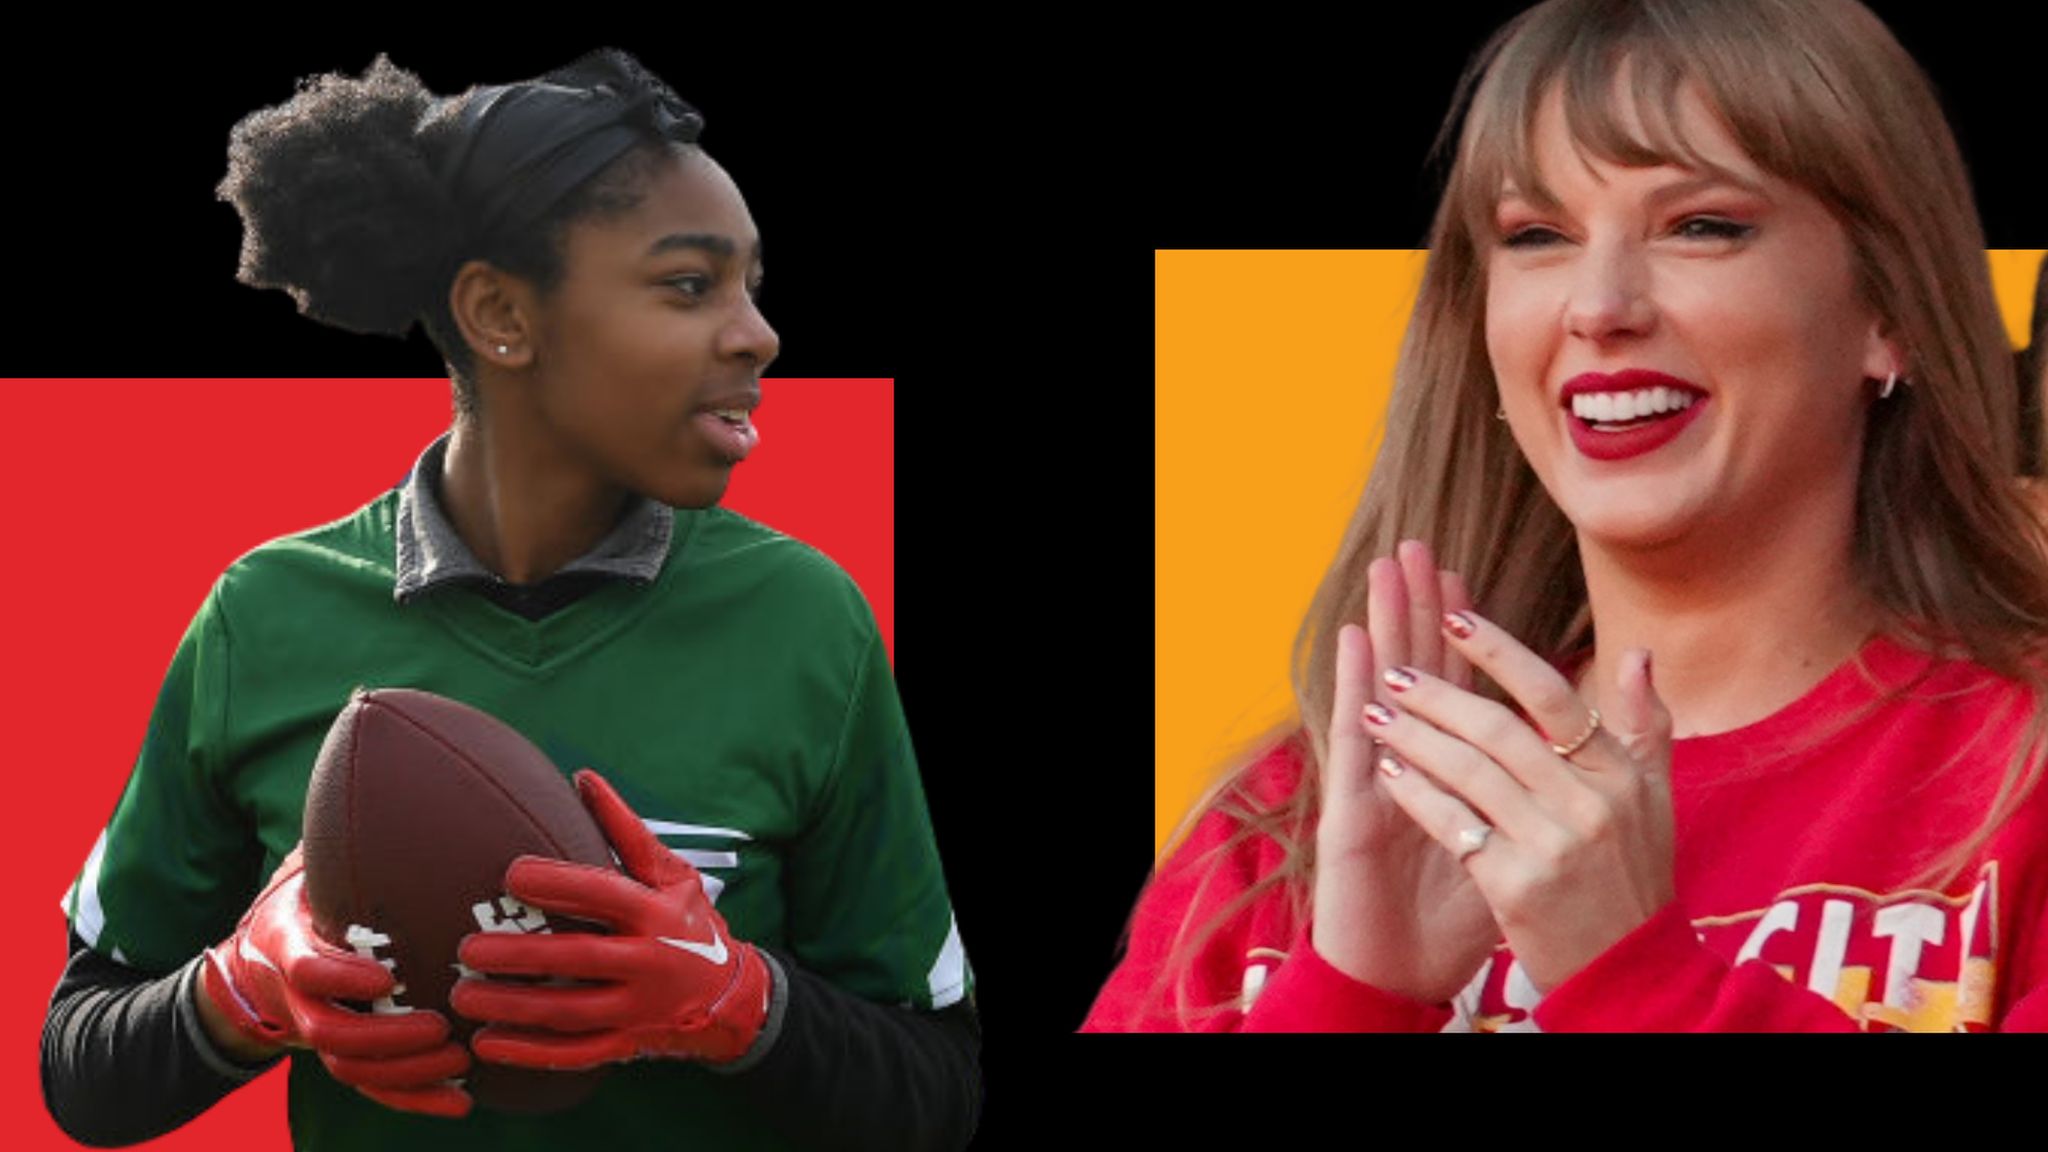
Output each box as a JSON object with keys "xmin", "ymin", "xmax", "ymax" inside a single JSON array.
[{"xmin": 1086, "ymin": 636, "xmax": 2048, "ymax": 1031}]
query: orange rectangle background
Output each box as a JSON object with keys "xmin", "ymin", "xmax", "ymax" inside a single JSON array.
[{"xmin": 1155, "ymin": 250, "xmax": 2046, "ymax": 854}]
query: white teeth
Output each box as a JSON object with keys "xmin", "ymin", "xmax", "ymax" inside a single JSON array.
[
  {"xmin": 1570, "ymin": 387, "xmax": 1697, "ymax": 422},
  {"xmin": 709, "ymin": 409, "xmax": 749, "ymax": 424}
]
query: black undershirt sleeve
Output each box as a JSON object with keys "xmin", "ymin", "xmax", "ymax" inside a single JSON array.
[
  {"xmin": 719, "ymin": 949, "xmax": 984, "ymax": 1151},
  {"xmin": 43, "ymin": 928, "xmax": 981, "ymax": 1150},
  {"xmin": 41, "ymin": 928, "xmax": 283, "ymax": 1148}
]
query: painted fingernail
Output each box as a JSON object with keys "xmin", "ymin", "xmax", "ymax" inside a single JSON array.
[
  {"xmin": 1362, "ymin": 702, "xmax": 1397, "ymax": 726},
  {"xmin": 1383, "ymin": 666, "xmax": 1419, "ymax": 692},
  {"xmin": 1442, "ymin": 611, "xmax": 1476, "ymax": 639},
  {"xmin": 1377, "ymin": 750, "xmax": 1405, "ymax": 778}
]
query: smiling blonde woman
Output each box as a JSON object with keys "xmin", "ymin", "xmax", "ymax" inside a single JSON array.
[{"xmin": 1089, "ymin": 0, "xmax": 2048, "ymax": 1033}]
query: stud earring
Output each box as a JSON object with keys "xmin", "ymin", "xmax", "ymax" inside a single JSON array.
[{"xmin": 496, "ymin": 344, "xmax": 510, "ymax": 357}]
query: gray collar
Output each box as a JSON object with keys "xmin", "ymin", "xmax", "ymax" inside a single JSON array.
[{"xmin": 392, "ymin": 432, "xmax": 673, "ymax": 604}]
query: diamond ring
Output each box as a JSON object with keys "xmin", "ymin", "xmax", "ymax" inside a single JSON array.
[{"xmin": 1454, "ymin": 824, "xmax": 1492, "ymax": 861}]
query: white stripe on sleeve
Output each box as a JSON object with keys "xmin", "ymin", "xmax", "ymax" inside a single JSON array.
[
  {"xmin": 69, "ymin": 829, "xmax": 111, "ymax": 948},
  {"xmin": 927, "ymin": 913, "xmax": 967, "ymax": 1009}
]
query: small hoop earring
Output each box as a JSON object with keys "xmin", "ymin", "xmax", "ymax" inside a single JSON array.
[
  {"xmin": 1495, "ymin": 405, "xmax": 1507, "ymax": 421},
  {"xmin": 1879, "ymin": 370, "xmax": 1898, "ymax": 400}
]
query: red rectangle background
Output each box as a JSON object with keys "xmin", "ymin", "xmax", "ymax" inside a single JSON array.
[{"xmin": 1, "ymin": 376, "xmax": 891, "ymax": 1149}]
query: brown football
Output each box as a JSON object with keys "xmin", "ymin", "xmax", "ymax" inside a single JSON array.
[{"xmin": 301, "ymin": 686, "xmax": 616, "ymax": 1114}]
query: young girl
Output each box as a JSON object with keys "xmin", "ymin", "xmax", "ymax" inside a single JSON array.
[
  {"xmin": 42, "ymin": 50, "xmax": 978, "ymax": 1147},
  {"xmin": 1090, "ymin": 0, "xmax": 2048, "ymax": 1033}
]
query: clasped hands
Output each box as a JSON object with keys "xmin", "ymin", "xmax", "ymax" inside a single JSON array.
[
  {"xmin": 1311, "ymin": 541, "xmax": 1676, "ymax": 1007},
  {"xmin": 200, "ymin": 770, "xmax": 768, "ymax": 1119}
]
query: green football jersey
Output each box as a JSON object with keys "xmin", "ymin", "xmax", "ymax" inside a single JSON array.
[{"xmin": 63, "ymin": 490, "xmax": 970, "ymax": 1150}]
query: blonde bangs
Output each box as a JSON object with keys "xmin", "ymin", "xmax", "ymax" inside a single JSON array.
[{"xmin": 1449, "ymin": 0, "xmax": 1896, "ymax": 263}]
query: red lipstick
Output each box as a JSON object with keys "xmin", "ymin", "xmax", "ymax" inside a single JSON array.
[{"xmin": 1558, "ymin": 370, "xmax": 1708, "ymax": 463}]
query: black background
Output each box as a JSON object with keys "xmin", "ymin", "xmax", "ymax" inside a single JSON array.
[{"xmin": 10, "ymin": 4, "xmax": 2046, "ymax": 1139}]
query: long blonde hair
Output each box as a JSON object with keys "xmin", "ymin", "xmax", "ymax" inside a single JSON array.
[{"xmin": 1142, "ymin": 0, "xmax": 2048, "ymax": 1027}]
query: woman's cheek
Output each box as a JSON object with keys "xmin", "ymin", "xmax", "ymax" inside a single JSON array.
[{"xmin": 1485, "ymin": 303, "xmax": 1546, "ymax": 398}]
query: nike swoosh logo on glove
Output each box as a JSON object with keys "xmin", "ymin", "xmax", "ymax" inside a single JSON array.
[{"xmin": 658, "ymin": 930, "xmax": 729, "ymax": 966}]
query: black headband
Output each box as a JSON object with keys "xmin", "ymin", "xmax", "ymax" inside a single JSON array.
[{"xmin": 430, "ymin": 48, "xmax": 704, "ymax": 253}]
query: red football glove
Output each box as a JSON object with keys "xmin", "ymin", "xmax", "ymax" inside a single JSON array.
[
  {"xmin": 450, "ymin": 769, "xmax": 772, "ymax": 1070},
  {"xmin": 199, "ymin": 845, "xmax": 472, "ymax": 1118}
]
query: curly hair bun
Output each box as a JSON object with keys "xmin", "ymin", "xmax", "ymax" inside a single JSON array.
[{"xmin": 218, "ymin": 55, "xmax": 459, "ymax": 336}]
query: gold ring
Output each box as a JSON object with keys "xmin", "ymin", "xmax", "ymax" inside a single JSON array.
[{"xmin": 1550, "ymin": 707, "xmax": 1602, "ymax": 758}]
